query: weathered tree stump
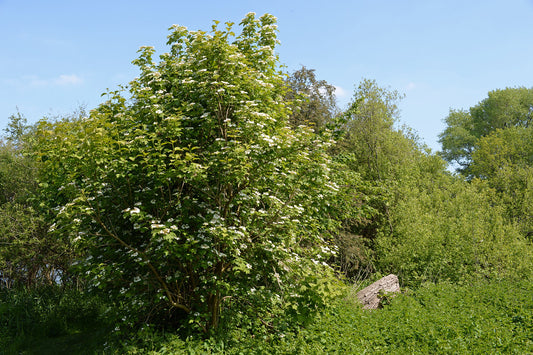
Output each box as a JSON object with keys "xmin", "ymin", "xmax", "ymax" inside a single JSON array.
[{"xmin": 356, "ymin": 274, "xmax": 400, "ymax": 309}]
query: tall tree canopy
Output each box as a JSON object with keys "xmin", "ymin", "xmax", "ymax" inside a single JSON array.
[
  {"xmin": 439, "ymin": 87, "xmax": 533, "ymax": 235},
  {"xmin": 439, "ymin": 87, "xmax": 533, "ymax": 175},
  {"xmin": 284, "ymin": 66, "xmax": 338, "ymax": 130},
  {"xmin": 337, "ymin": 78, "xmax": 413, "ymax": 181}
]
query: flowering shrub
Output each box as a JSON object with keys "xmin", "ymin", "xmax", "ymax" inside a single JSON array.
[{"xmin": 32, "ymin": 13, "xmax": 343, "ymax": 332}]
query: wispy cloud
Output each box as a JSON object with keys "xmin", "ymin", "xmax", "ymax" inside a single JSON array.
[
  {"xmin": 54, "ymin": 74, "xmax": 83, "ymax": 86},
  {"xmin": 6, "ymin": 74, "xmax": 84, "ymax": 88},
  {"xmin": 405, "ymin": 82, "xmax": 417, "ymax": 91}
]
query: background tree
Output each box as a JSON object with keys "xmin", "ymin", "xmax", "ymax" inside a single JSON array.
[
  {"xmin": 329, "ymin": 80, "xmax": 533, "ymax": 287},
  {"xmin": 438, "ymin": 109, "xmax": 477, "ymax": 173},
  {"xmin": 440, "ymin": 87, "xmax": 533, "ymax": 236},
  {"xmin": 470, "ymin": 126, "xmax": 533, "ymax": 235},
  {"xmin": 336, "ymin": 78, "xmax": 413, "ymax": 181},
  {"xmin": 439, "ymin": 87, "xmax": 533, "ymax": 175},
  {"xmin": 284, "ymin": 66, "xmax": 339, "ymax": 130},
  {"xmin": 326, "ymin": 79, "xmax": 418, "ymax": 279},
  {"xmin": 0, "ymin": 114, "xmax": 73, "ymax": 288}
]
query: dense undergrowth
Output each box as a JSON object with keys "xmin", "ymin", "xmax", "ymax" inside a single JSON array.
[
  {"xmin": 0, "ymin": 286, "xmax": 111, "ymax": 354},
  {"xmin": 2, "ymin": 279, "xmax": 532, "ymax": 354}
]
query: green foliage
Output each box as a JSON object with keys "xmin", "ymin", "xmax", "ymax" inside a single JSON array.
[
  {"xmin": 294, "ymin": 280, "xmax": 533, "ymax": 354},
  {"xmin": 470, "ymin": 87, "xmax": 533, "ymax": 135},
  {"xmin": 438, "ymin": 109, "xmax": 477, "ymax": 172},
  {"xmin": 376, "ymin": 169, "xmax": 533, "ymax": 286},
  {"xmin": 327, "ymin": 153, "xmax": 386, "ymax": 277},
  {"xmin": 87, "ymin": 280, "xmax": 533, "ymax": 354},
  {"xmin": 0, "ymin": 140, "xmax": 36, "ymax": 205},
  {"xmin": 0, "ymin": 202, "xmax": 54, "ymax": 288},
  {"xmin": 31, "ymin": 13, "xmax": 344, "ymax": 333},
  {"xmin": 3, "ymin": 111, "xmax": 30, "ymax": 148},
  {"xmin": 440, "ymin": 87, "xmax": 533, "ymax": 239},
  {"xmin": 3, "ymin": 280, "xmax": 531, "ymax": 354},
  {"xmin": 470, "ymin": 126, "xmax": 533, "ymax": 178},
  {"xmin": 439, "ymin": 86, "xmax": 533, "ymax": 175},
  {"xmin": 0, "ymin": 139, "xmax": 73, "ymax": 288},
  {"xmin": 284, "ymin": 66, "xmax": 339, "ymax": 130},
  {"xmin": 0, "ymin": 285, "xmax": 110, "ymax": 354},
  {"xmin": 326, "ymin": 80, "xmax": 533, "ymax": 287},
  {"xmin": 470, "ymin": 127, "xmax": 533, "ymax": 234},
  {"xmin": 329, "ymin": 79, "xmax": 426, "ymax": 279},
  {"xmin": 336, "ymin": 78, "xmax": 410, "ymax": 181}
]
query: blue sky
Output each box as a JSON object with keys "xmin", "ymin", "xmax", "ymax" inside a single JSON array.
[{"xmin": 2, "ymin": 0, "xmax": 533, "ymax": 151}]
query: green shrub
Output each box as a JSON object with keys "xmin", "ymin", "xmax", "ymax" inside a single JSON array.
[
  {"xmin": 375, "ymin": 172, "xmax": 533, "ymax": 287},
  {"xmin": 33, "ymin": 13, "xmax": 346, "ymax": 334}
]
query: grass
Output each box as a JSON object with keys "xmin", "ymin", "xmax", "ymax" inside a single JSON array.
[
  {"xmin": 0, "ymin": 286, "xmax": 112, "ymax": 355},
  {"xmin": 282, "ymin": 280, "xmax": 533, "ymax": 354},
  {"xmin": 11, "ymin": 327, "xmax": 110, "ymax": 355},
  {"xmin": 1, "ymin": 279, "xmax": 532, "ymax": 354}
]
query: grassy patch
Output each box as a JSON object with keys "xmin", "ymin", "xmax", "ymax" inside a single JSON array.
[
  {"xmin": 0, "ymin": 286, "xmax": 112, "ymax": 355},
  {"xmin": 2, "ymin": 279, "xmax": 532, "ymax": 354},
  {"xmin": 272, "ymin": 279, "xmax": 533, "ymax": 354}
]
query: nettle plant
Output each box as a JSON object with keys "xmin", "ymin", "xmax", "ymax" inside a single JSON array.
[{"xmin": 34, "ymin": 13, "xmax": 342, "ymax": 332}]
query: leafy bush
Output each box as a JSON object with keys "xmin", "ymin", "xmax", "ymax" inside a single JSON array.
[
  {"xmin": 0, "ymin": 140, "xmax": 72, "ymax": 289},
  {"xmin": 376, "ymin": 169, "xmax": 533, "ymax": 286},
  {"xmin": 31, "ymin": 13, "xmax": 345, "ymax": 333}
]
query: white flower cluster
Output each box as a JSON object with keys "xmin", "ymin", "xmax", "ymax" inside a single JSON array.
[{"xmin": 122, "ymin": 207, "xmax": 141, "ymax": 214}]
